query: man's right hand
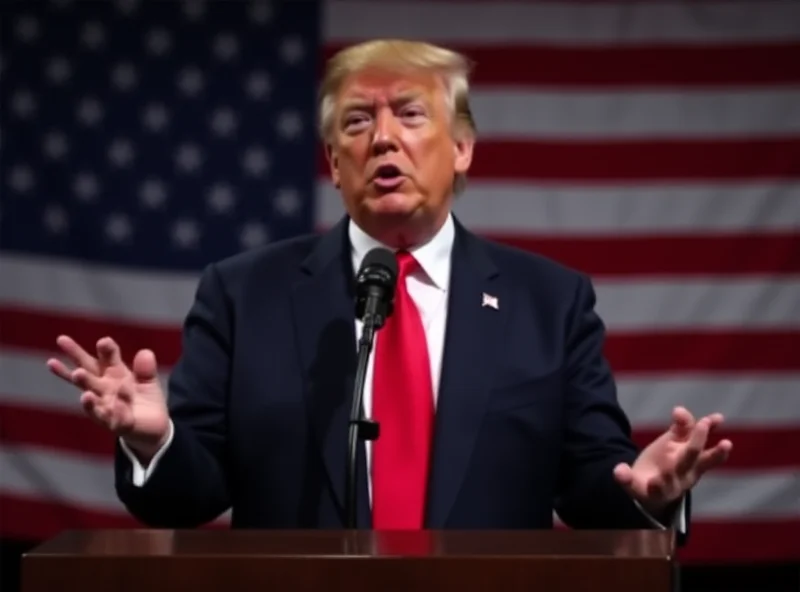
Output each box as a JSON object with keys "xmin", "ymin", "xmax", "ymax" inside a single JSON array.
[{"xmin": 46, "ymin": 335, "xmax": 171, "ymax": 462}]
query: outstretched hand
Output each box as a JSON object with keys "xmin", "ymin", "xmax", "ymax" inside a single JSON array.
[
  {"xmin": 613, "ymin": 406, "xmax": 732, "ymax": 517},
  {"xmin": 46, "ymin": 335, "xmax": 170, "ymax": 458}
]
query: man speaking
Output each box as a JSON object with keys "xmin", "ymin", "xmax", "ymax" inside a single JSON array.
[{"xmin": 46, "ymin": 40, "xmax": 732, "ymax": 534}]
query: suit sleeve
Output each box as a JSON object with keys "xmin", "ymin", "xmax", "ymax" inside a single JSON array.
[
  {"xmin": 553, "ymin": 273, "xmax": 691, "ymax": 543},
  {"xmin": 114, "ymin": 262, "xmax": 232, "ymax": 527}
]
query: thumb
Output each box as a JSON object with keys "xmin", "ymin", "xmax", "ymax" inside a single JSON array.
[
  {"xmin": 131, "ymin": 349, "xmax": 158, "ymax": 383},
  {"xmin": 613, "ymin": 463, "xmax": 637, "ymax": 498}
]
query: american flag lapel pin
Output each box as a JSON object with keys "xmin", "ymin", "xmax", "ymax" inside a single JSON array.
[{"xmin": 481, "ymin": 292, "xmax": 499, "ymax": 310}]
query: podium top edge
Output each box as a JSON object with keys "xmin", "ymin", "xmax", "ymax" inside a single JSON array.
[{"xmin": 24, "ymin": 529, "xmax": 675, "ymax": 560}]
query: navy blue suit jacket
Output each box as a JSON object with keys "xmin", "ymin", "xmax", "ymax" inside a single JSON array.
[{"xmin": 115, "ymin": 215, "xmax": 689, "ymax": 536}]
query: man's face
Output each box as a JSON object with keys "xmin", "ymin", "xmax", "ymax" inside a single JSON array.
[{"xmin": 326, "ymin": 68, "xmax": 474, "ymax": 246}]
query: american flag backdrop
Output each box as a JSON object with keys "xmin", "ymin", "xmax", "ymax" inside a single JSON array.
[{"xmin": 1, "ymin": 0, "xmax": 798, "ymax": 564}]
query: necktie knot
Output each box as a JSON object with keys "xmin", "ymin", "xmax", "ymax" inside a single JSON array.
[{"xmin": 396, "ymin": 250, "xmax": 419, "ymax": 280}]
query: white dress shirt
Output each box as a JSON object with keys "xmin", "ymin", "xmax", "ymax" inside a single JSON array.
[{"xmin": 120, "ymin": 212, "xmax": 683, "ymax": 532}]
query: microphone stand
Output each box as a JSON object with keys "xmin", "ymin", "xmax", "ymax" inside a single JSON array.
[{"xmin": 345, "ymin": 287, "xmax": 388, "ymax": 529}]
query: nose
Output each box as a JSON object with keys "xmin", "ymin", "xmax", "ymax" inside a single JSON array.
[{"xmin": 370, "ymin": 108, "xmax": 399, "ymax": 155}]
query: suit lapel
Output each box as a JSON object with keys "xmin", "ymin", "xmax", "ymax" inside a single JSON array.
[
  {"xmin": 426, "ymin": 220, "xmax": 510, "ymax": 527},
  {"xmin": 290, "ymin": 217, "xmax": 372, "ymax": 528}
]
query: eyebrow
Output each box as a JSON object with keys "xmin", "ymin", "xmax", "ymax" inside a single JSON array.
[{"xmin": 340, "ymin": 91, "xmax": 426, "ymax": 112}]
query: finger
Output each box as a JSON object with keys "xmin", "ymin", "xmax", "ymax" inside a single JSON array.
[
  {"xmin": 675, "ymin": 417, "xmax": 711, "ymax": 474},
  {"xmin": 96, "ymin": 337, "xmax": 123, "ymax": 368},
  {"xmin": 46, "ymin": 358, "xmax": 74, "ymax": 382},
  {"xmin": 132, "ymin": 349, "xmax": 158, "ymax": 383},
  {"xmin": 56, "ymin": 335, "xmax": 100, "ymax": 375},
  {"xmin": 71, "ymin": 367, "xmax": 105, "ymax": 394},
  {"xmin": 613, "ymin": 463, "xmax": 639, "ymax": 498},
  {"xmin": 669, "ymin": 406, "xmax": 695, "ymax": 439},
  {"xmin": 695, "ymin": 440, "xmax": 733, "ymax": 476}
]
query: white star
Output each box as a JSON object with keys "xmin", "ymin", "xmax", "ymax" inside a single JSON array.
[
  {"xmin": 116, "ymin": 0, "xmax": 139, "ymax": 16},
  {"xmin": 210, "ymin": 107, "xmax": 237, "ymax": 137},
  {"xmin": 11, "ymin": 91, "xmax": 37, "ymax": 119},
  {"xmin": 172, "ymin": 219, "xmax": 201, "ymax": 249},
  {"xmin": 77, "ymin": 97, "xmax": 104, "ymax": 126},
  {"xmin": 175, "ymin": 143, "xmax": 203, "ymax": 173},
  {"xmin": 73, "ymin": 173, "xmax": 100, "ymax": 202},
  {"xmin": 15, "ymin": 16, "xmax": 40, "ymax": 43},
  {"xmin": 106, "ymin": 214, "xmax": 133, "ymax": 243},
  {"xmin": 177, "ymin": 66, "xmax": 204, "ymax": 97},
  {"xmin": 183, "ymin": 0, "xmax": 205, "ymax": 21},
  {"xmin": 248, "ymin": 1, "xmax": 273, "ymax": 24},
  {"xmin": 273, "ymin": 187, "xmax": 302, "ymax": 217},
  {"xmin": 81, "ymin": 22, "xmax": 105, "ymax": 50},
  {"xmin": 280, "ymin": 37, "xmax": 305, "ymax": 65},
  {"xmin": 139, "ymin": 179, "xmax": 167, "ymax": 208},
  {"xmin": 245, "ymin": 71, "xmax": 271, "ymax": 100},
  {"xmin": 43, "ymin": 204, "xmax": 69, "ymax": 235},
  {"xmin": 8, "ymin": 165, "xmax": 35, "ymax": 193},
  {"xmin": 142, "ymin": 102, "xmax": 169, "ymax": 132},
  {"xmin": 43, "ymin": 131, "xmax": 69, "ymax": 160},
  {"xmin": 213, "ymin": 33, "xmax": 239, "ymax": 61},
  {"xmin": 207, "ymin": 183, "xmax": 236, "ymax": 214},
  {"xmin": 242, "ymin": 146, "xmax": 270, "ymax": 177},
  {"xmin": 108, "ymin": 138, "xmax": 135, "ymax": 168},
  {"xmin": 45, "ymin": 56, "xmax": 72, "ymax": 85},
  {"xmin": 111, "ymin": 62, "xmax": 138, "ymax": 91},
  {"xmin": 240, "ymin": 222, "xmax": 269, "ymax": 249},
  {"xmin": 276, "ymin": 110, "xmax": 303, "ymax": 140},
  {"xmin": 145, "ymin": 27, "xmax": 172, "ymax": 56}
]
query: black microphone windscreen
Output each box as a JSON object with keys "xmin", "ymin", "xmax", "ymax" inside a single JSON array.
[{"xmin": 360, "ymin": 247, "xmax": 398, "ymax": 280}]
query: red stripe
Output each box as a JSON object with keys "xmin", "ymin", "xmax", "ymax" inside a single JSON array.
[
  {"xmin": 0, "ymin": 494, "xmax": 226, "ymax": 542},
  {"xmin": 0, "ymin": 402, "xmax": 116, "ymax": 458},
  {"xmin": 0, "ymin": 493, "xmax": 142, "ymax": 541},
  {"xmin": 317, "ymin": 139, "xmax": 800, "ymax": 181},
  {"xmin": 0, "ymin": 306, "xmax": 183, "ymax": 366},
  {"xmin": 676, "ymin": 519, "xmax": 800, "ymax": 563},
  {"xmin": 486, "ymin": 233, "xmax": 800, "ymax": 276},
  {"xmin": 322, "ymin": 43, "xmax": 800, "ymax": 87},
  {"xmin": 632, "ymin": 427, "xmax": 800, "ymax": 471},
  {"xmin": 605, "ymin": 331, "xmax": 800, "ymax": 372},
  {"xmin": 3, "ymin": 401, "xmax": 797, "ymax": 470},
  {"xmin": 2, "ymin": 307, "xmax": 799, "ymax": 372}
]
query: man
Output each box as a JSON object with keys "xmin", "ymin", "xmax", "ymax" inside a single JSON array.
[{"xmin": 47, "ymin": 40, "xmax": 731, "ymax": 534}]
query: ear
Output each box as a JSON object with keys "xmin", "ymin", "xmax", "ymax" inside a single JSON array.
[
  {"xmin": 325, "ymin": 142, "xmax": 341, "ymax": 188},
  {"xmin": 453, "ymin": 134, "xmax": 475, "ymax": 175}
]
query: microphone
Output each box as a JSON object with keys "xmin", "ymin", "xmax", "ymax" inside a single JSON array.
[{"xmin": 345, "ymin": 247, "xmax": 398, "ymax": 529}]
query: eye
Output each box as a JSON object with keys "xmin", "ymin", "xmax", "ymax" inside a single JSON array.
[
  {"xmin": 343, "ymin": 112, "xmax": 370, "ymax": 129},
  {"xmin": 401, "ymin": 106, "xmax": 425, "ymax": 118}
]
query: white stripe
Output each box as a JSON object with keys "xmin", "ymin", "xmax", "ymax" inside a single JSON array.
[
  {"xmin": 0, "ymin": 349, "xmax": 173, "ymax": 414},
  {"xmin": 691, "ymin": 471, "xmax": 800, "ymax": 519},
  {"xmin": 469, "ymin": 89, "xmax": 800, "ymax": 139},
  {"xmin": 617, "ymin": 376, "xmax": 800, "ymax": 427},
  {"xmin": 0, "ymin": 445, "xmax": 123, "ymax": 513},
  {"xmin": 1, "ymin": 446, "xmax": 797, "ymax": 518},
  {"xmin": 3, "ymin": 350, "xmax": 799, "ymax": 425},
  {"xmin": 0, "ymin": 253, "xmax": 199, "ymax": 325},
  {"xmin": 324, "ymin": 1, "xmax": 800, "ymax": 45},
  {"xmin": 316, "ymin": 181, "xmax": 800, "ymax": 234},
  {"xmin": 595, "ymin": 279, "xmax": 800, "ymax": 330},
  {"xmin": 2, "ymin": 254, "xmax": 799, "ymax": 331}
]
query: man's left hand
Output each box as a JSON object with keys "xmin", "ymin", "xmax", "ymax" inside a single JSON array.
[{"xmin": 613, "ymin": 406, "xmax": 733, "ymax": 518}]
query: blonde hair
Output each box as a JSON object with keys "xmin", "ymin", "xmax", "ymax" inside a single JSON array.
[{"xmin": 318, "ymin": 39, "xmax": 476, "ymax": 194}]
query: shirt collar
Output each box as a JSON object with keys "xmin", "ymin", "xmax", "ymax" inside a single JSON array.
[{"xmin": 348, "ymin": 213, "xmax": 454, "ymax": 291}]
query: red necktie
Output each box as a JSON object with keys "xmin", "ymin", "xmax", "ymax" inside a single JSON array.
[{"xmin": 371, "ymin": 250, "xmax": 434, "ymax": 530}]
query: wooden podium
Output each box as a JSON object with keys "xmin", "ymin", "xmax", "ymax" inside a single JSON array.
[{"xmin": 22, "ymin": 529, "xmax": 677, "ymax": 592}]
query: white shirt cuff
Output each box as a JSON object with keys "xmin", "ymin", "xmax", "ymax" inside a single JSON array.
[
  {"xmin": 634, "ymin": 496, "xmax": 687, "ymax": 533},
  {"xmin": 118, "ymin": 420, "xmax": 175, "ymax": 487}
]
